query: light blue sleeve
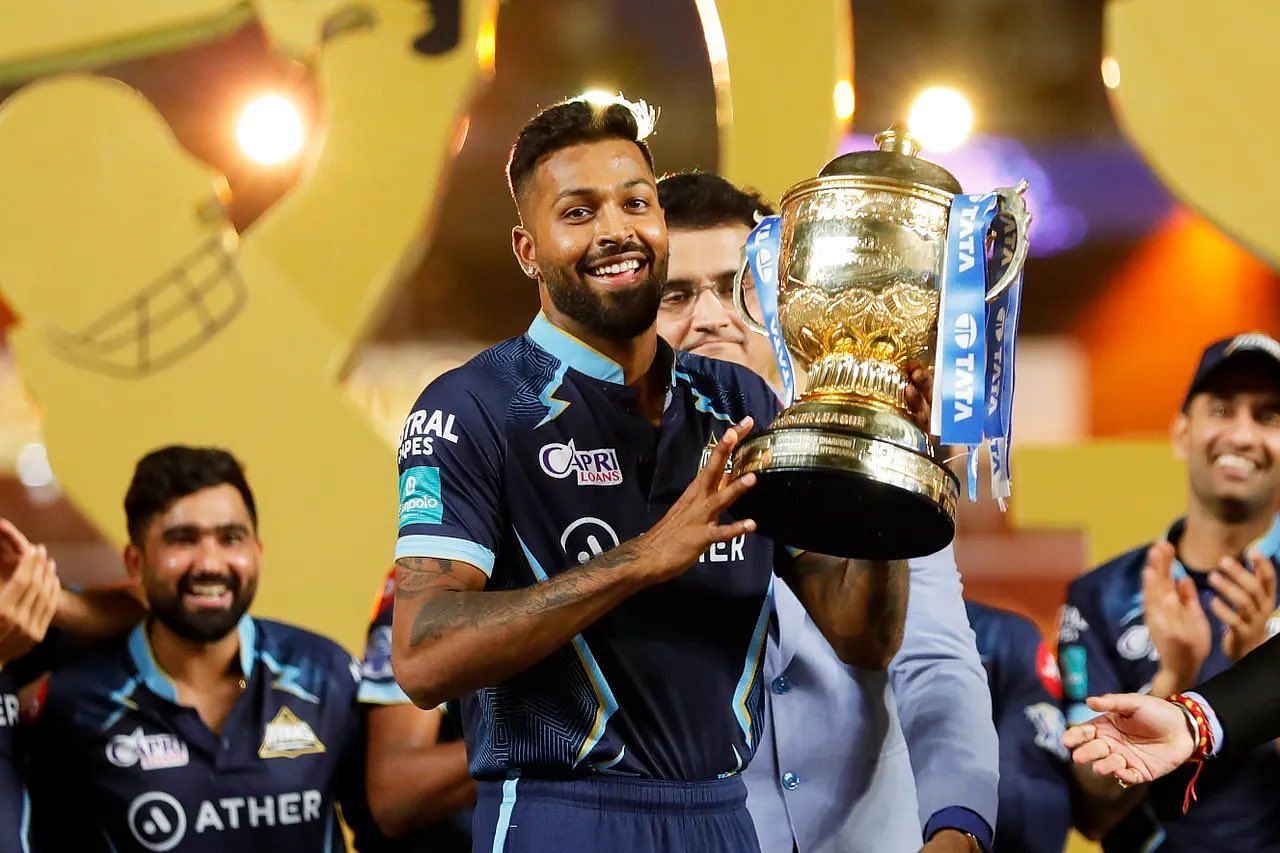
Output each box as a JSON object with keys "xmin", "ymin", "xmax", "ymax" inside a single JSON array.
[{"xmin": 889, "ymin": 546, "xmax": 1000, "ymax": 841}]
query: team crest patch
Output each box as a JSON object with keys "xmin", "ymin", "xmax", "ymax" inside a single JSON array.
[
  {"xmin": 538, "ymin": 439, "xmax": 622, "ymax": 485},
  {"xmin": 106, "ymin": 727, "xmax": 190, "ymax": 771},
  {"xmin": 259, "ymin": 706, "xmax": 326, "ymax": 759}
]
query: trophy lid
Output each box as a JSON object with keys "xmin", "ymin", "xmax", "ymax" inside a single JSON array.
[{"xmin": 819, "ymin": 123, "xmax": 962, "ymax": 194}]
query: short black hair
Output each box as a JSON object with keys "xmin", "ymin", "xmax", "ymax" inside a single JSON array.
[
  {"xmin": 657, "ymin": 172, "xmax": 774, "ymax": 231},
  {"xmin": 124, "ymin": 446, "xmax": 257, "ymax": 545},
  {"xmin": 506, "ymin": 98, "xmax": 655, "ymax": 206}
]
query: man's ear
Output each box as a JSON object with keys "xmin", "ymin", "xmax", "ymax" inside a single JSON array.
[
  {"xmin": 1171, "ymin": 411, "xmax": 1190, "ymax": 462},
  {"xmin": 512, "ymin": 226, "xmax": 538, "ymax": 279},
  {"xmin": 123, "ymin": 543, "xmax": 144, "ymax": 584}
]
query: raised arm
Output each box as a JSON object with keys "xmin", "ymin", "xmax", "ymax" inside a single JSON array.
[
  {"xmin": 780, "ymin": 551, "xmax": 908, "ymax": 670},
  {"xmin": 391, "ymin": 420, "xmax": 759, "ymax": 709}
]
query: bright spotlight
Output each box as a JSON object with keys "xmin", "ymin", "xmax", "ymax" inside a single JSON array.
[
  {"xmin": 237, "ymin": 94, "xmax": 305, "ymax": 165},
  {"xmin": 580, "ymin": 89, "xmax": 620, "ymax": 108},
  {"xmin": 1100, "ymin": 56, "xmax": 1121, "ymax": 89},
  {"xmin": 908, "ymin": 86, "xmax": 974, "ymax": 152},
  {"xmin": 833, "ymin": 79, "xmax": 855, "ymax": 123}
]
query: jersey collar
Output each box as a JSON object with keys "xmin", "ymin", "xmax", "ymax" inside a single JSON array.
[
  {"xmin": 526, "ymin": 311, "xmax": 678, "ymax": 390},
  {"xmin": 127, "ymin": 615, "xmax": 258, "ymax": 703},
  {"xmin": 1162, "ymin": 513, "xmax": 1280, "ymax": 576}
]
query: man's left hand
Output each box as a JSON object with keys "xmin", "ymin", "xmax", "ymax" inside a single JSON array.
[
  {"xmin": 903, "ymin": 361, "xmax": 933, "ymax": 434},
  {"xmin": 1208, "ymin": 548, "xmax": 1277, "ymax": 661},
  {"xmin": 921, "ymin": 829, "xmax": 978, "ymax": 853}
]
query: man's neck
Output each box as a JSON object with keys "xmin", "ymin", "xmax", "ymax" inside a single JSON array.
[
  {"xmin": 147, "ymin": 618, "xmax": 243, "ymax": 693},
  {"xmin": 1177, "ymin": 498, "xmax": 1273, "ymax": 570}
]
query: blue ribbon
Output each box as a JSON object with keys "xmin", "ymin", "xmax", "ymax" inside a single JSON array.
[
  {"xmin": 983, "ymin": 212, "xmax": 1025, "ymax": 505},
  {"xmin": 744, "ymin": 215, "xmax": 796, "ymax": 405},
  {"xmin": 933, "ymin": 193, "xmax": 1022, "ymax": 501}
]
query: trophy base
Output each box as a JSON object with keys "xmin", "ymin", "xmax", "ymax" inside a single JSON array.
[{"xmin": 731, "ymin": 425, "xmax": 958, "ymax": 560}]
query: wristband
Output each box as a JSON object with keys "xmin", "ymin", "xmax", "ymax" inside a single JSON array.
[{"xmin": 1166, "ymin": 692, "xmax": 1214, "ymax": 813}]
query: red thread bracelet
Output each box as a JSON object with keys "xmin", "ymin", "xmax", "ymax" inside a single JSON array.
[{"xmin": 1166, "ymin": 693, "xmax": 1214, "ymax": 813}]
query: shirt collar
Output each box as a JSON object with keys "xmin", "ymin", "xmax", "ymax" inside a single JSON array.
[
  {"xmin": 526, "ymin": 312, "xmax": 677, "ymax": 389},
  {"xmin": 1162, "ymin": 513, "xmax": 1280, "ymax": 575},
  {"xmin": 527, "ymin": 312, "xmax": 625, "ymax": 384},
  {"xmin": 127, "ymin": 615, "xmax": 257, "ymax": 703}
]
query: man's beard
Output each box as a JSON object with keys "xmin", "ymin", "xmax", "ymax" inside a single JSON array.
[
  {"xmin": 542, "ymin": 244, "xmax": 667, "ymax": 340},
  {"xmin": 149, "ymin": 570, "xmax": 256, "ymax": 643}
]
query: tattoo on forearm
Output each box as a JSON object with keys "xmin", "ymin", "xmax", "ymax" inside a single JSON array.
[
  {"xmin": 403, "ymin": 545, "xmax": 641, "ymax": 648},
  {"xmin": 394, "ymin": 557, "xmax": 454, "ymax": 601}
]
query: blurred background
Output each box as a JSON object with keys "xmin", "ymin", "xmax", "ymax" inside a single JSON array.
[
  {"xmin": 2, "ymin": 3, "xmax": 1276, "ymax": 850},
  {"xmin": 4, "ymin": 0, "xmax": 1275, "ymax": 643}
]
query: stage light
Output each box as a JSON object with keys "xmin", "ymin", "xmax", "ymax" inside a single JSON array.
[
  {"xmin": 833, "ymin": 79, "xmax": 855, "ymax": 123},
  {"xmin": 580, "ymin": 89, "xmax": 620, "ymax": 108},
  {"xmin": 16, "ymin": 442, "xmax": 54, "ymax": 489},
  {"xmin": 1101, "ymin": 56, "xmax": 1121, "ymax": 89},
  {"xmin": 236, "ymin": 94, "xmax": 306, "ymax": 165},
  {"xmin": 908, "ymin": 86, "xmax": 973, "ymax": 152}
]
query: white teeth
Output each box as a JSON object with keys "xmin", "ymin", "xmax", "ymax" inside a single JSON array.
[
  {"xmin": 1216, "ymin": 454, "xmax": 1258, "ymax": 473},
  {"xmin": 190, "ymin": 582, "xmax": 228, "ymax": 597},
  {"xmin": 591, "ymin": 259, "xmax": 641, "ymax": 276}
]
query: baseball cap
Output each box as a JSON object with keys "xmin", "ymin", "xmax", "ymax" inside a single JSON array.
[{"xmin": 1182, "ymin": 332, "xmax": 1280, "ymax": 410}]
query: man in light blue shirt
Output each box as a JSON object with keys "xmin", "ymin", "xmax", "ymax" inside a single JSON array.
[{"xmin": 656, "ymin": 172, "xmax": 1000, "ymax": 852}]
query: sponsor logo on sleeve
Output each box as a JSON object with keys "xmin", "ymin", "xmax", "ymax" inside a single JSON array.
[
  {"xmin": 1116, "ymin": 624, "xmax": 1157, "ymax": 661},
  {"xmin": 259, "ymin": 706, "xmax": 326, "ymax": 759},
  {"xmin": 1025, "ymin": 702, "xmax": 1069, "ymax": 761},
  {"xmin": 539, "ymin": 439, "xmax": 623, "ymax": 485},
  {"xmin": 1060, "ymin": 646, "xmax": 1088, "ymax": 701},
  {"xmin": 398, "ymin": 466, "xmax": 443, "ymax": 525},
  {"xmin": 107, "ymin": 728, "xmax": 190, "ymax": 771},
  {"xmin": 1035, "ymin": 642, "xmax": 1063, "ymax": 701},
  {"xmin": 398, "ymin": 408, "xmax": 461, "ymax": 461},
  {"xmin": 1057, "ymin": 605, "xmax": 1088, "ymax": 644}
]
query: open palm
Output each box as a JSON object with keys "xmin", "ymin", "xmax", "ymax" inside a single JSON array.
[{"xmin": 1063, "ymin": 693, "xmax": 1196, "ymax": 786}]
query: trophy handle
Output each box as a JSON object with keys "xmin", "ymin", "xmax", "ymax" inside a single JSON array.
[
  {"xmin": 986, "ymin": 180, "xmax": 1032, "ymax": 304},
  {"xmin": 733, "ymin": 255, "xmax": 769, "ymax": 337}
]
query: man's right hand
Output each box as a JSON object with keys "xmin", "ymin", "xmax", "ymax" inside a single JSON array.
[
  {"xmin": 1143, "ymin": 541, "xmax": 1211, "ymax": 697},
  {"xmin": 0, "ymin": 522, "xmax": 60, "ymax": 663},
  {"xmin": 631, "ymin": 416, "xmax": 758, "ymax": 584},
  {"xmin": 1064, "ymin": 693, "xmax": 1196, "ymax": 786}
]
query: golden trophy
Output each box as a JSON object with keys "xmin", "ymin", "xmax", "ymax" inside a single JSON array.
[{"xmin": 731, "ymin": 125, "xmax": 1030, "ymax": 559}]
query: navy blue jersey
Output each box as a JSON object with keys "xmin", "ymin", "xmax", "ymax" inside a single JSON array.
[
  {"xmin": 1058, "ymin": 517, "xmax": 1280, "ymax": 852},
  {"xmin": 966, "ymin": 601, "xmax": 1070, "ymax": 853},
  {"xmin": 359, "ymin": 568, "xmax": 471, "ymax": 852},
  {"xmin": 0, "ymin": 667, "xmax": 26, "ymax": 852},
  {"xmin": 395, "ymin": 313, "xmax": 784, "ymax": 781},
  {"xmin": 26, "ymin": 617, "xmax": 367, "ymax": 852}
]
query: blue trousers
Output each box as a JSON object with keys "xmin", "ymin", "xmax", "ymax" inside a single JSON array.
[{"xmin": 472, "ymin": 774, "xmax": 760, "ymax": 853}]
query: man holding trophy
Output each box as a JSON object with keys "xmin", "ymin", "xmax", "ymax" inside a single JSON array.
[{"xmin": 389, "ymin": 93, "xmax": 1029, "ymax": 852}]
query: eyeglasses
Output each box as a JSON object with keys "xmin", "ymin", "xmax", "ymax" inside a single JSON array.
[{"xmin": 658, "ymin": 276, "xmax": 754, "ymax": 317}]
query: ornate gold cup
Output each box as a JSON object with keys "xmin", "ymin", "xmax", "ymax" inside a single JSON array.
[{"xmin": 731, "ymin": 126, "xmax": 1030, "ymax": 559}]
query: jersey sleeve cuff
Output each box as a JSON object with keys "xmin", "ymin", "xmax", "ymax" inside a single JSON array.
[
  {"xmin": 357, "ymin": 679, "xmax": 414, "ymax": 706},
  {"xmin": 395, "ymin": 534, "xmax": 495, "ymax": 577},
  {"xmin": 1066, "ymin": 703, "xmax": 1098, "ymax": 725},
  {"xmin": 925, "ymin": 806, "xmax": 993, "ymax": 852},
  {"xmin": 1183, "ymin": 690, "xmax": 1225, "ymax": 756}
]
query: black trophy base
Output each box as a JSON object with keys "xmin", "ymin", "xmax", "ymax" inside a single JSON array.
[{"xmin": 730, "ymin": 428, "xmax": 959, "ymax": 561}]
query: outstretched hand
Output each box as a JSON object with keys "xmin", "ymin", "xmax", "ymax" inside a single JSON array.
[{"xmin": 1063, "ymin": 693, "xmax": 1196, "ymax": 786}]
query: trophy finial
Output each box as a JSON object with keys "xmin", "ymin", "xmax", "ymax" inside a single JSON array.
[{"xmin": 875, "ymin": 123, "xmax": 921, "ymax": 157}]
